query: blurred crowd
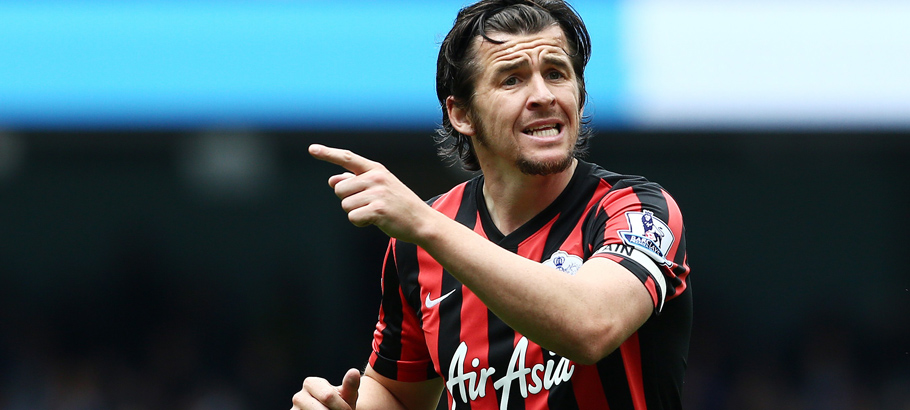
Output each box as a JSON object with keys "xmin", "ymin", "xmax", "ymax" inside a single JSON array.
[
  {"xmin": 1, "ymin": 132, "xmax": 907, "ymax": 409},
  {"xmin": 2, "ymin": 300, "xmax": 907, "ymax": 409}
]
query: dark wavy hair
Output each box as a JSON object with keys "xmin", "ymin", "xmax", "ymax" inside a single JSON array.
[{"xmin": 435, "ymin": 0, "xmax": 593, "ymax": 171}]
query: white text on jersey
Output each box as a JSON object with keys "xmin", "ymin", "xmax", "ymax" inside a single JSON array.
[{"xmin": 446, "ymin": 336, "xmax": 575, "ymax": 409}]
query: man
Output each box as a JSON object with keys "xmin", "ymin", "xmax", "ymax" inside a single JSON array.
[{"xmin": 292, "ymin": 1, "xmax": 692, "ymax": 409}]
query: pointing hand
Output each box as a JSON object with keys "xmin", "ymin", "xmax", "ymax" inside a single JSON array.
[{"xmin": 309, "ymin": 144, "xmax": 435, "ymax": 244}]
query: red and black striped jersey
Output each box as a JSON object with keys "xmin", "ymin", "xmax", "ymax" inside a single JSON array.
[{"xmin": 369, "ymin": 160, "xmax": 692, "ymax": 410}]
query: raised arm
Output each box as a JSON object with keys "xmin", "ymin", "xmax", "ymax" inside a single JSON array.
[{"xmin": 308, "ymin": 144, "xmax": 653, "ymax": 364}]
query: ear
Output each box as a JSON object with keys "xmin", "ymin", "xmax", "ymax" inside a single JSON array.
[{"xmin": 446, "ymin": 96, "xmax": 475, "ymax": 136}]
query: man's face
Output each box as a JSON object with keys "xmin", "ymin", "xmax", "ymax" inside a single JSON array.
[{"xmin": 465, "ymin": 25, "xmax": 582, "ymax": 176}]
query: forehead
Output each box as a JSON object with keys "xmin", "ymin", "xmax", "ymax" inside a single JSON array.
[{"xmin": 472, "ymin": 25, "xmax": 571, "ymax": 71}]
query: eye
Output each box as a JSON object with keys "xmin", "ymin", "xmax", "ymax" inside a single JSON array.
[
  {"xmin": 503, "ymin": 76, "xmax": 519, "ymax": 86},
  {"xmin": 547, "ymin": 70, "xmax": 565, "ymax": 80}
]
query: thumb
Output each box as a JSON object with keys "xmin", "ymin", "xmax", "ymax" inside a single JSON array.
[{"xmin": 337, "ymin": 368, "xmax": 361, "ymax": 408}]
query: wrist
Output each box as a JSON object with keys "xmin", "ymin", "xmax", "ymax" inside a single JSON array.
[{"xmin": 408, "ymin": 206, "xmax": 447, "ymax": 248}]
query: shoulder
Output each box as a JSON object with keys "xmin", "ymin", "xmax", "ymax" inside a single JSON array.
[
  {"xmin": 425, "ymin": 176, "xmax": 481, "ymax": 217},
  {"xmin": 582, "ymin": 161, "xmax": 679, "ymax": 207},
  {"xmin": 582, "ymin": 160, "xmax": 662, "ymax": 192}
]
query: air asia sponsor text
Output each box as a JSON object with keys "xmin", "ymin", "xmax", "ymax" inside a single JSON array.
[{"xmin": 446, "ymin": 336, "xmax": 575, "ymax": 409}]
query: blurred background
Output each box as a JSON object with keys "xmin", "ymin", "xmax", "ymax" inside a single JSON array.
[{"xmin": 1, "ymin": 1, "xmax": 908, "ymax": 409}]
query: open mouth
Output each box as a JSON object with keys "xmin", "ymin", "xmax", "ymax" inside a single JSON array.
[{"xmin": 523, "ymin": 123, "xmax": 562, "ymax": 138}]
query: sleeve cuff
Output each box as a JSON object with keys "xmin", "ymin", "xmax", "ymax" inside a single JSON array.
[
  {"xmin": 369, "ymin": 351, "xmax": 438, "ymax": 382},
  {"xmin": 591, "ymin": 244, "xmax": 668, "ymax": 313}
]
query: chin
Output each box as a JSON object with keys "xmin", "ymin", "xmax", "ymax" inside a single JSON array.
[{"xmin": 516, "ymin": 151, "xmax": 575, "ymax": 176}]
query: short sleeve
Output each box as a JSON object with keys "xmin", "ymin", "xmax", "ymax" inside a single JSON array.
[
  {"xmin": 368, "ymin": 239, "xmax": 438, "ymax": 382},
  {"xmin": 586, "ymin": 182, "xmax": 690, "ymax": 314}
]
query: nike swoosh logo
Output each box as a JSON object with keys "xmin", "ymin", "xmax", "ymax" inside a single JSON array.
[{"xmin": 425, "ymin": 289, "xmax": 457, "ymax": 308}]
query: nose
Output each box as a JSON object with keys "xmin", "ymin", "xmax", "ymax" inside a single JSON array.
[{"xmin": 526, "ymin": 74, "xmax": 556, "ymax": 109}]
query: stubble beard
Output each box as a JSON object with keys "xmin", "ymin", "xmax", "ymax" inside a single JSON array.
[
  {"xmin": 473, "ymin": 114, "xmax": 576, "ymax": 176},
  {"xmin": 515, "ymin": 150, "xmax": 575, "ymax": 176}
]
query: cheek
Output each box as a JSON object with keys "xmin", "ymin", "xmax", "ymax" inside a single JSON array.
[
  {"xmin": 486, "ymin": 100, "xmax": 520, "ymax": 127},
  {"xmin": 560, "ymin": 91, "xmax": 582, "ymax": 120}
]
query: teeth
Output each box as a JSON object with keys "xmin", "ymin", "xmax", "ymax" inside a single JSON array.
[{"xmin": 525, "ymin": 125, "xmax": 559, "ymax": 137}]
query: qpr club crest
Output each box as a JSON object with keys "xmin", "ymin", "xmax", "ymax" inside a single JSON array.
[
  {"xmin": 543, "ymin": 250, "xmax": 583, "ymax": 276},
  {"xmin": 618, "ymin": 210, "xmax": 674, "ymax": 265}
]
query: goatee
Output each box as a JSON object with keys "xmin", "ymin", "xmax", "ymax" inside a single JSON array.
[{"xmin": 516, "ymin": 150, "xmax": 575, "ymax": 176}]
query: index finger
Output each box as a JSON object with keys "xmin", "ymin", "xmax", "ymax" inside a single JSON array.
[{"xmin": 309, "ymin": 144, "xmax": 376, "ymax": 175}]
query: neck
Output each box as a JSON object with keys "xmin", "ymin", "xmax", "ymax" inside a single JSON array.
[{"xmin": 481, "ymin": 159, "xmax": 578, "ymax": 236}]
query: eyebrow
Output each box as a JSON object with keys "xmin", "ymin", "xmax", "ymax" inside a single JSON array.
[
  {"xmin": 542, "ymin": 54, "xmax": 572, "ymax": 72},
  {"xmin": 492, "ymin": 54, "xmax": 573, "ymax": 78},
  {"xmin": 493, "ymin": 60, "xmax": 529, "ymax": 78}
]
